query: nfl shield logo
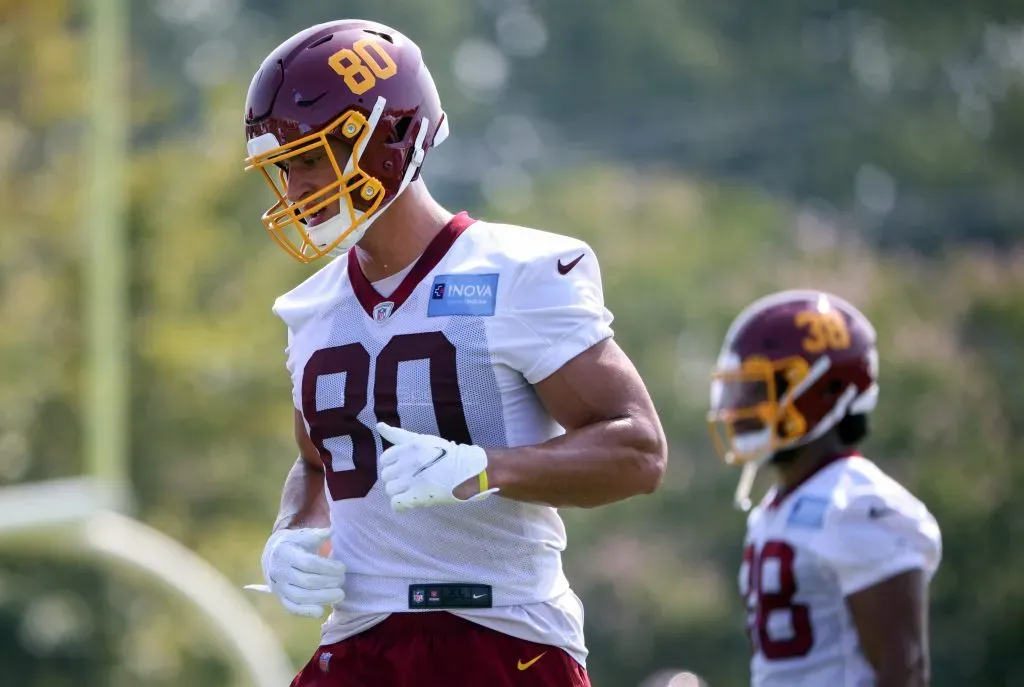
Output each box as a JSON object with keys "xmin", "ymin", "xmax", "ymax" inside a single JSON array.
[
  {"xmin": 373, "ymin": 301, "xmax": 394, "ymax": 322},
  {"xmin": 319, "ymin": 651, "xmax": 332, "ymax": 674},
  {"xmin": 413, "ymin": 589, "xmax": 425, "ymax": 603}
]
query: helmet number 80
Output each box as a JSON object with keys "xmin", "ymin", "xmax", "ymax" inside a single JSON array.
[
  {"xmin": 328, "ymin": 38, "xmax": 399, "ymax": 96},
  {"xmin": 795, "ymin": 310, "xmax": 850, "ymax": 354}
]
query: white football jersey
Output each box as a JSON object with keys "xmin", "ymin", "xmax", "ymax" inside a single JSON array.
[
  {"xmin": 740, "ymin": 454, "xmax": 942, "ymax": 687},
  {"xmin": 272, "ymin": 213, "xmax": 614, "ymax": 665}
]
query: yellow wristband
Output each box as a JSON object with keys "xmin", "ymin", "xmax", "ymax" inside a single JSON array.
[{"xmin": 477, "ymin": 469, "xmax": 489, "ymax": 494}]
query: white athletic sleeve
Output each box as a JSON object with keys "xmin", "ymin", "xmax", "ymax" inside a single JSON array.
[
  {"xmin": 813, "ymin": 488, "xmax": 942, "ymax": 596},
  {"xmin": 493, "ymin": 242, "xmax": 614, "ymax": 384}
]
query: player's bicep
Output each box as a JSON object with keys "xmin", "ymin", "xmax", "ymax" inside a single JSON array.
[
  {"xmin": 533, "ymin": 338, "xmax": 659, "ymax": 432},
  {"xmin": 294, "ymin": 407, "xmax": 324, "ymax": 470},
  {"xmin": 846, "ymin": 568, "xmax": 930, "ymax": 682}
]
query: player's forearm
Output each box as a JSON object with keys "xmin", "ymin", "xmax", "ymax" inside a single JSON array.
[
  {"xmin": 485, "ymin": 415, "xmax": 666, "ymax": 507},
  {"xmin": 272, "ymin": 456, "xmax": 330, "ymax": 532}
]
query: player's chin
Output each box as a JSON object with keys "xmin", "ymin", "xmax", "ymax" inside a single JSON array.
[{"xmin": 304, "ymin": 209, "xmax": 348, "ymax": 250}]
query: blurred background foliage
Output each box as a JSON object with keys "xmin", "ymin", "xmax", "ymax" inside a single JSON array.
[{"xmin": 1, "ymin": 0, "xmax": 1022, "ymax": 684}]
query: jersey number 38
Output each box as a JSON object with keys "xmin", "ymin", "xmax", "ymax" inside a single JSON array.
[{"xmin": 743, "ymin": 540, "xmax": 815, "ymax": 660}]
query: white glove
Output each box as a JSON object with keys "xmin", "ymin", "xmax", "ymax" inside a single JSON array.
[
  {"xmin": 243, "ymin": 527, "xmax": 346, "ymax": 618},
  {"xmin": 378, "ymin": 422, "xmax": 499, "ymax": 512}
]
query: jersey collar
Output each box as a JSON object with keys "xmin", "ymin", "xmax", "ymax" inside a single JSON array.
[
  {"xmin": 768, "ymin": 451, "xmax": 862, "ymax": 509},
  {"xmin": 347, "ymin": 212, "xmax": 476, "ymax": 319}
]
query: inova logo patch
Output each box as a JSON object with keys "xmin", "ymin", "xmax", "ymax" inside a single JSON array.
[{"xmin": 427, "ymin": 273, "xmax": 499, "ymax": 317}]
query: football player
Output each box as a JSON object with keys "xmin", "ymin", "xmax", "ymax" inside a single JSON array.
[
  {"xmin": 707, "ymin": 290, "xmax": 942, "ymax": 687},
  {"xmin": 241, "ymin": 19, "xmax": 668, "ymax": 687}
]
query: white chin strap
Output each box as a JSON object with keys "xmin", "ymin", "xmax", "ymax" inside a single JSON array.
[
  {"xmin": 731, "ymin": 435, "xmax": 779, "ymax": 512},
  {"xmin": 312, "ymin": 98, "xmax": 436, "ymax": 259},
  {"xmin": 734, "ymin": 462, "xmax": 760, "ymax": 512}
]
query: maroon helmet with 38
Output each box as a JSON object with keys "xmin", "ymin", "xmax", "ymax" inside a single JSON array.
[
  {"xmin": 707, "ymin": 290, "xmax": 879, "ymax": 509},
  {"xmin": 243, "ymin": 20, "xmax": 449, "ymax": 263}
]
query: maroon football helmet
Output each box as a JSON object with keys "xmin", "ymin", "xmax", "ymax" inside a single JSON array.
[
  {"xmin": 707, "ymin": 290, "xmax": 879, "ymax": 508},
  {"xmin": 243, "ymin": 20, "xmax": 449, "ymax": 263}
]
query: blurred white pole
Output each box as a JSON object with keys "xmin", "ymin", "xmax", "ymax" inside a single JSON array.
[
  {"xmin": 0, "ymin": 480, "xmax": 298, "ymax": 687},
  {"xmin": 85, "ymin": 0, "xmax": 129, "ymax": 505},
  {"xmin": 84, "ymin": 513, "xmax": 299, "ymax": 687}
]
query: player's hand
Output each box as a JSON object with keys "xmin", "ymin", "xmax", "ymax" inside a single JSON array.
[
  {"xmin": 377, "ymin": 422, "xmax": 499, "ymax": 512},
  {"xmin": 244, "ymin": 527, "xmax": 346, "ymax": 619}
]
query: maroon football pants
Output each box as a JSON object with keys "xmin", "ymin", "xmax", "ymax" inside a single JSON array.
[{"xmin": 290, "ymin": 611, "xmax": 590, "ymax": 687}]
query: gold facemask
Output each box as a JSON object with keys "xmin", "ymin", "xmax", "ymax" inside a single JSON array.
[
  {"xmin": 707, "ymin": 355, "xmax": 810, "ymax": 465},
  {"xmin": 244, "ymin": 111, "xmax": 385, "ymax": 263}
]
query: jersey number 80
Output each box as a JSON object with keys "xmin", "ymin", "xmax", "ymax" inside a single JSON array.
[{"xmin": 301, "ymin": 332, "xmax": 471, "ymax": 502}]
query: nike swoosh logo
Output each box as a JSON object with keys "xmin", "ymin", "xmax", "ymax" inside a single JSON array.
[
  {"xmin": 557, "ymin": 253, "xmax": 585, "ymax": 274},
  {"xmin": 295, "ymin": 91, "xmax": 327, "ymax": 108},
  {"xmin": 517, "ymin": 652, "xmax": 546, "ymax": 671},
  {"xmin": 868, "ymin": 505, "xmax": 895, "ymax": 519},
  {"xmin": 412, "ymin": 448, "xmax": 447, "ymax": 477},
  {"xmin": 472, "ymin": 593, "xmax": 487, "ymax": 599}
]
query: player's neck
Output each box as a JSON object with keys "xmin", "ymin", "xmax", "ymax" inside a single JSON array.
[
  {"xmin": 774, "ymin": 459, "xmax": 812, "ymax": 492},
  {"xmin": 772, "ymin": 450, "xmax": 831, "ymax": 494},
  {"xmin": 353, "ymin": 182, "xmax": 454, "ymax": 283},
  {"xmin": 772, "ymin": 444, "xmax": 852, "ymax": 495}
]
